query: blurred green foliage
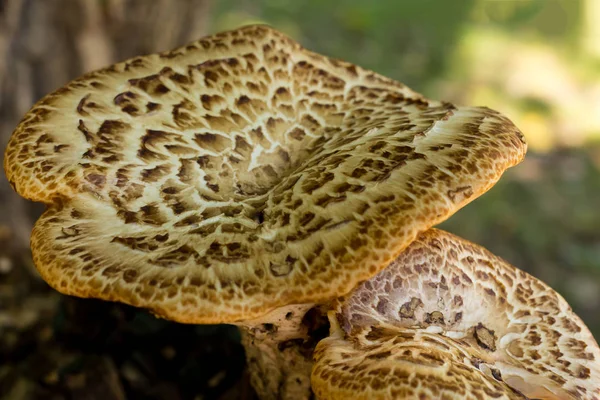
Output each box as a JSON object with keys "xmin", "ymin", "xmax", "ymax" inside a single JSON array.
[{"xmin": 213, "ymin": 0, "xmax": 475, "ymax": 88}]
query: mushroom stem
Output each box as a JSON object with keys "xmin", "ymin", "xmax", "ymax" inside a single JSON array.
[
  {"xmin": 239, "ymin": 327, "xmax": 313, "ymax": 400},
  {"xmin": 236, "ymin": 304, "xmax": 328, "ymax": 400}
]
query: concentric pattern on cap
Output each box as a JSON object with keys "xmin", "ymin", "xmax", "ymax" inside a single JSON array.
[
  {"xmin": 4, "ymin": 26, "xmax": 526, "ymax": 323},
  {"xmin": 312, "ymin": 229, "xmax": 600, "ymax": 399}
]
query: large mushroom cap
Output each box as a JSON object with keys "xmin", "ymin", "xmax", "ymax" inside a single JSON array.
[
  {"xmin": 312, "ymin": 229, "xmax": 600, "ymax": 399},
  {"xmin": 4, "ymin": 25, "xmax": 526, "ymax": 323}
]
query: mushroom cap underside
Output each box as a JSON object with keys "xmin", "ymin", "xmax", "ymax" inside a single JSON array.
[
  {"xmin": 4, "ymin": 25, "xmax": 526, "ymax": 323},
  {"xmin": 312, "ymin": 229, "xmax": 600, "ymax": 400}
]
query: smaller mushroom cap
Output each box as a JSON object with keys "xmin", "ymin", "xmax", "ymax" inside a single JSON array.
[{"xmin": 312, "ymin": 229, "xmax": 600, "ymax": 400}]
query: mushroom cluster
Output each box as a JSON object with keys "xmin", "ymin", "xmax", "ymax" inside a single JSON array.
[
  {"xmin": 4, "ymin": 25, "xmax": 599, "ymax": 399},
  {"xmin": 313, "ymin": 230, "xmax": 600, "ymax": 399}
]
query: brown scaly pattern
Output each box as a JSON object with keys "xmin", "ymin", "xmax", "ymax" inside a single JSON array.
[
  {"xmin": 312, "ymin": 229, "xmax": 600, "ymax": 399},
  {"xmin": 4, "ymin": 25, "xmax": 526, "ymax": 323}
]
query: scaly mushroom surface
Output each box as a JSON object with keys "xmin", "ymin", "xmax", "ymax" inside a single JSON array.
[
  {"xmin": 312, "ymin": 229, "xmax": 600, "ymax": 399},
  {"xmin": 4, "ymin": 25, "xmax": 526, "ymax": 324},
  {"xmin": 4, "ymin": 25, "xmax": 529, "ymax": 399}
]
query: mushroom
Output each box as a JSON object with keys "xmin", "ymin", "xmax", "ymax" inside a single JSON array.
[
  {"xmin": 4, "ymin": 25, "xmax": 527, "ymax": 398},
  {"xmin": 312, "ymin": 229, "xmax": 600, "ymax": 399}
]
